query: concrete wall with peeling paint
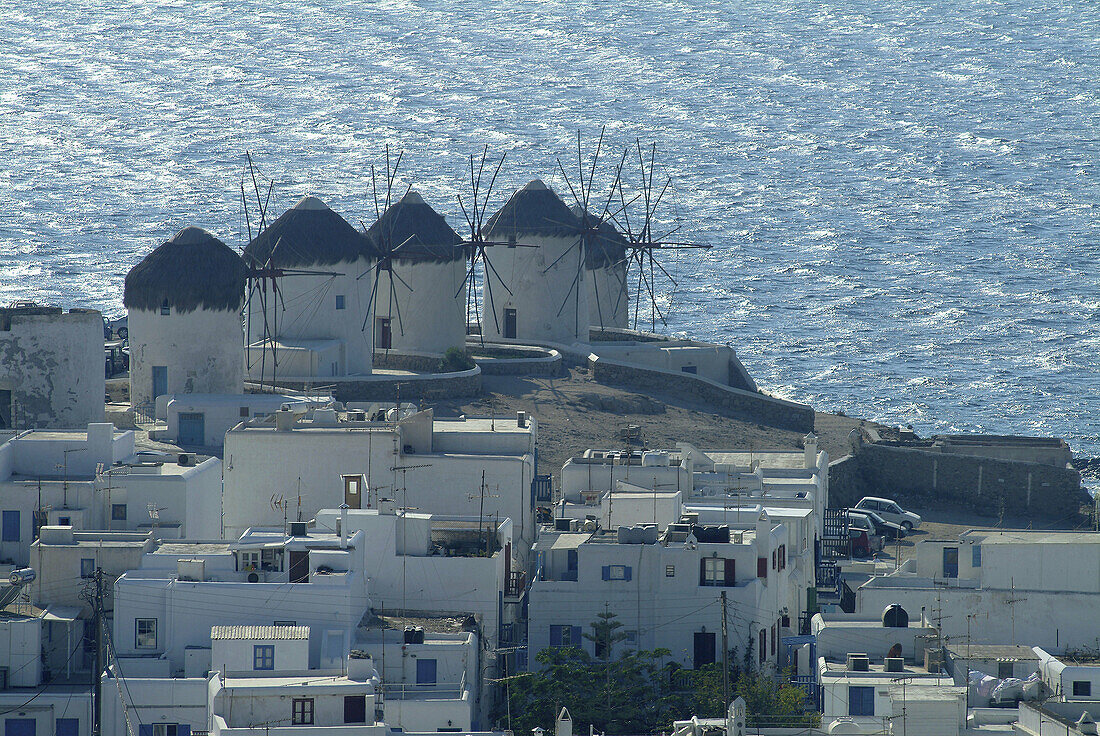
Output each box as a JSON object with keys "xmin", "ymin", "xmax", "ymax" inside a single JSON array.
[{"xmin": 0, "ymin": 307, "xmax": 104, "ymax": 429}]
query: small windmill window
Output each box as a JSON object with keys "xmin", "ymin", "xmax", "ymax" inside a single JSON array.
[
  {"xmin": 335, "ymin": 295, "xmax": 345, "ymax": 310},
  {"xmin": 160, "ymin": 299, "xmax": 170, "ymax": 316}
]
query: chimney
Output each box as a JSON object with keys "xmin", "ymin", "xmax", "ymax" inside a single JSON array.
[
  {"xmin": 87, "ymin": 422, "xmax": 115, "ymax": 467},
  {"xmin": 274, "ymin": 409, "xmax": 295, "ymax": 432},
  {"xmin": 556, "ymin": 707, "xmax": 572, "ymax": 736},
  {"xmin": 803, "ymin": 432, "xmax": 818, "ymax": 470},
  {"xmin": 339, "ymin": 504, "xmax": 349, "ymax": 549}
]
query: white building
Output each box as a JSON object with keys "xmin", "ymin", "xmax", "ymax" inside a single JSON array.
[
  {"xmin": 124, "ymin": 226, "xmax": 248, "ymax": 411},
  {"xmin": 30, "ymin": 526, "xmax": 154, "ymax": 612},
  {"xmin": 314, "ymin": 507, "xmax": 515, "ymax": 648},
  {"xmin": 0, "ymin": 592, "xmax": 88, "ymax": 736},
  {"xmin": 112, "ymin": 525, "xmax": 370, "ymax": 674},
  {"xmin": 527, "ymin": 508, "xmax": 795, "ymax": 672},
  {"xmin": 363, "ymin": 191, "xmax": 468, "ymax": 357},
  {"xmin": 0, "ymin": 423, "xmax": 222, "ymax": 566},
  {"xmin": 222, "ymin": 407, "xmax": 538, "ymax": 550},
  {"xmin": 481, "ymin": 181, "xmax": 588, "ymax": 344},
  {"xmin": 0, "ymin": 305, "xmax": 104, "ymax": 430},
  {"xmin": 1035, "ymin": 647, "xmax": 1100, "ymax": 702},
  {"xmin": 162, "ymin": 392, "xmax": 332, "ymax": 448},
  {"xmin": 357, "ymin": 619, "xmax": 480, "ymax": 731},
  {"xmin": 812, "ymin": 615, "xmax": 960, "ymax": 733},
  {"xmin": 558, "ymin": 436, "xmax": 828, "ymax": 542},
  {"xmin": 854, "ymin": 530, "xmax": 1100, "ymax": 652},
  {"xmin": 243, "ymin": 195, "xmax": 376, "ymax": 381},
  {"xmin": 572, "ymin": 205, "xmax": 629, "ymax": 331}
]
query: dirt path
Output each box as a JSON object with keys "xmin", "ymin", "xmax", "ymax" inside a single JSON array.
[{"xmin": 428, "ymin": 367, "xmax": 893, "ymax": 483}]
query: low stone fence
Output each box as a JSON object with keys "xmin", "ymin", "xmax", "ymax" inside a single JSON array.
[
  {"xmin": 467, "ymin": 341, "xmax": 563, "ymax": 376},
  {"xmin": 372, "ymin": 351, "xmax": 445, "ymax": 373},
  {"xmin": 588, "ymin": 353, "xmax": 814, "ymax": 433},
  {"xmin": 268, "ymin": 366, "xmax": 481, "ymax": 402},
  {"xmin": 829, "ymin": 442, "xmax": 1088, "ymax": 519}
]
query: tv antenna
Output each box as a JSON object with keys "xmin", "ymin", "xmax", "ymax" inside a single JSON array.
[
  {"xmin": 270, "ymin": 493, "xmax": 289, "ymax": 534},
  {"xmin": 467, "ymin": 470, "xmax": 501, "ymax": 554}
]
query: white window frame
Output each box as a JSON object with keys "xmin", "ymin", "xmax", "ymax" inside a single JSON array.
[
  {"xmin": 608, "ymin": 564, "xmax": 628, "ymax": 581},
  {"xmin": 702, "ymin": 557, "xmax": 724, "ymax": 586},
  {"xmin": 136, "ymin": 618, "xmax": 157, "ymax": 649}
]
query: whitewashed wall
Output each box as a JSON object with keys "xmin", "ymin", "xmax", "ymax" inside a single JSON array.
[
  {"xmin": 586, "ymin": 263, "xmax": 629, "ymax": 330},
  {"xmin": 244, "ymin": 260, "xmax": 374, "ymax": 377},
  {"xmin": 481, "ymin": 235, "xmax": 590, "ymax": 344},
  {"xmin": 129, "ymin": 307, "xmax": 243, "ymax": 409},
  {"xmin": 374, "ymin": 258, "xmax": 467, "ymax": 356}
]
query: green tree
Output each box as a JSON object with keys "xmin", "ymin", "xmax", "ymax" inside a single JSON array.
[{"xmin": 495, "ymin": 613, "xmax": 818, "ymax": 734}]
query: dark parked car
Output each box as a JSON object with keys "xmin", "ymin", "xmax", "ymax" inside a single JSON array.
[{"xmin": 850, "ymin": 509, "xmax": 906, "ymax": 541}]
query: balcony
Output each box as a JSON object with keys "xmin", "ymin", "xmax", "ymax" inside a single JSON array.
[{"xmin": 505, "ymin": 570, "xmax": 526, "ymax": 597}]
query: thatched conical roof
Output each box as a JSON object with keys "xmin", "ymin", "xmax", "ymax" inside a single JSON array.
[
  {"xmin": 484, "ymin": 180, "xmax": 581, "ymax": 240},
  {"xmin": 124, "ymin": 226, "xmax": 247, "ymax": 313},
  {"xmin": 243, "ymin": 196, "xmax": 369, "ymax": 268},
  {"xmin": 570, "ymin": 204, "xmax": 629, "ymax": 270},
  {"xmin": 365, "ymin": 191, "xmax": 463, "ymax": 263}
]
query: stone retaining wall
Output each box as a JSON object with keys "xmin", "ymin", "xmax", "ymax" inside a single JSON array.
[
  {"xmin": 272, "ymin": 367, "xmax": 481, "ymax": 402},
  {"xmin": 372, "ymin": 351, "xmax": 444, "ymax": 372},
  {"xmin": 588, "ymin": 354, "xmax": 814, "ymax": 433},
  {"xmin": 829, "ymin": 443, "xmax": 1088, "ymax": 519}
]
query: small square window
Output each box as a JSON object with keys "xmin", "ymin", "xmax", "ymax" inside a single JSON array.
[
  {"xmin": 240, "ymin": 406, "xmax": 250, "ymax": 418},
  {"xmin": 254, "ymin": 644, "xmax": 275, "ymax": 670},
  {"xmin": 136, "ymin": 618, "xmax": 157, "ymax": 649},
  {"xmin": 1073, "ymin": 680, "xmax": 1092, "ymax": 697},
  {"xmin": 81, "ymin": 558, "xmax": 95, "ymax": 578},
  {"xmin": 112, "ymin": 504, "xmax": 127, "ymax": 521},
  {"xmin": 665, "ymin": 565, "xmax": 675, "ymax": 577},
  {"xmin": 335, "ymin": 295, "xmax": 346, "ymax": 310},
  {"xmin": 624, "ymin": 630, "xmax": 638, "ymax": 643},
  {"xmin": 608, "ymin": 565, "xmax": 628, "ymax": 580},
  {"xmin": 997, "ymin": 661, "xmax": 1014, "ymax": 679},
  {"xmin": 58, "ymin": 516, "xmax": 71, "ymax": 526}
]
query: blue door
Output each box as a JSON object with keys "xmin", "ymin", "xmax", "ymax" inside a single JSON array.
[
  {"xmin": 152, "ymin": 365, "xmax": 168, "ymax": 400},
  {"xmin": 943, "ymin": 547, "xmax": 959, "ymax": 578},
  {"xmin": 416, "ymin": 658, "xmax": 437, "ymax": 685},
  {"xmin": 178, "ymin": 412, "xmax": 205, "ymax": 446},
  {"xmin": 5, "ymin": 718, "xmax": 35, "ymax": 736},
  {"xmin": 55, "ymin": 720, "xmax": 78, "ymax": 736}
]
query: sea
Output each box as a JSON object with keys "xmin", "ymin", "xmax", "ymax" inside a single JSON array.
[{"xmin": 1, "ymin": 0, "xmax": 1098, "ymax": 465}]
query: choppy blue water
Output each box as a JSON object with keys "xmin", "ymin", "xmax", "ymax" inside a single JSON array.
[{"xmin": 2, "ymin": 0, "xmax": 1098, "ymax": 457}]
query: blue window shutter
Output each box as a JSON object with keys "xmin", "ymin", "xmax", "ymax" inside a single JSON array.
[
  {"xmin": 177, "ymin": 727, "xmax": 191, "ymax": 736},
  {"xmin": 601, "ymin": 565, "xmax": 611, "ymax": 581},
  {"xmin": 139, "ymin": 727, "xmax": 154, "ymax": 736},
  {"xmin": 623, "ymin": 566, "xmax": 632, "ymax": 581},
  {"xmin": 416, "ymin": 658, "xmax": 437, "ymax": 685},
  {"xmin": 549, "ymin": 625, "xmax": 562, "ymax": 646},
  {"xmin": 57, "ymin": 720, "xmax": 80, "ymax": 736},
  {"xmin": 2, "ymin": 510, "xmax": 19, "ymax": 542},
  {"xmin": 571, "ymin": 626, "xmax": 582, "ymax": 646}
]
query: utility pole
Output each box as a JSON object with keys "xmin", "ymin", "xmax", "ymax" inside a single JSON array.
[
  {"xmin": 92, "ymin": 567, "xmax": 104, "ymax": 736},
  {"xmin": 721, "ymin": 591, "xmax": 730, "ymax": 711}
]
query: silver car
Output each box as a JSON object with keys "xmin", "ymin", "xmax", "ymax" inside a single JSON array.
[{"xmin": 854, "ymin": 496, "xmax": 922, "ymax": 531}]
